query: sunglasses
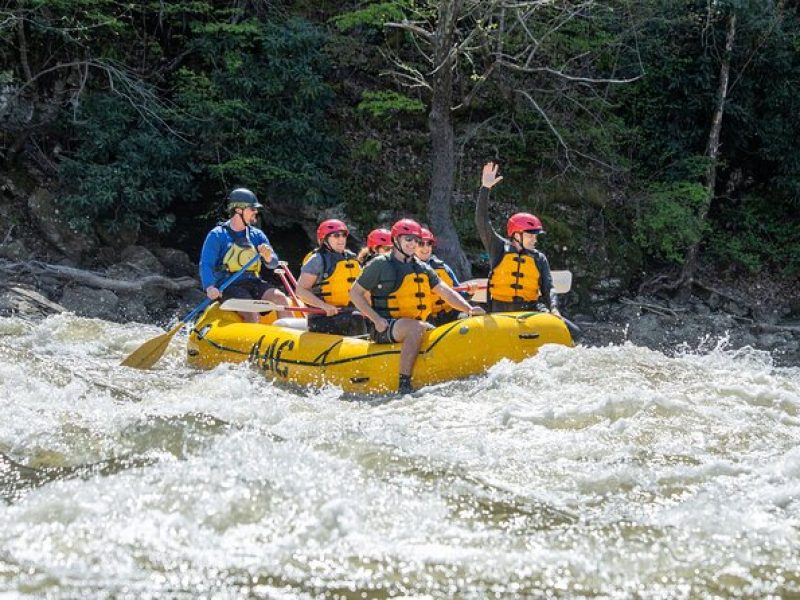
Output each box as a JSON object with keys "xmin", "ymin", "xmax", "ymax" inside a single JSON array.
[
  {"xmin": 419, "ymin": 241, "xmax": 434, "ymax": 247},
  {"xmin": 400, "ymin": 235, "xmax": 421, "ymax": 244},
  {"xmin": 328, "ymin": 231, "xmax": 349, "ymax": 239},
  {"xmin": 523, "ymin": 230, "xmax": 540, "ymax": 235}
]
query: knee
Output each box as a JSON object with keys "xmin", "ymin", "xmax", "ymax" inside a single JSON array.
[
  {"xmin": 264, "ymin": 289, "xmax": 288, "ymax": 303},
  {"xmin": 408, "ymin": 321, "xmax": 426, "ymax": 339}
]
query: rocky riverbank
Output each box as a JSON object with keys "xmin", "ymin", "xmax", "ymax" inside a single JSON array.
[
  {"xmin": 0, "ymin": 245, "xmax": 204, "ymax": 325},
  {"xmin": 575, "ymin": 273, "xmax": 800, "ymax": 366}
]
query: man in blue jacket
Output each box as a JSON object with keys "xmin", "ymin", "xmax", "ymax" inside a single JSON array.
[{"xmin": 199, "ymin": 188, "xmax": 290, "ymax": 322}]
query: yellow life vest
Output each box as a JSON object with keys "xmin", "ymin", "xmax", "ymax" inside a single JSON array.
[
  {"xmin": 303, "ymin": 249, "xmax": 361, "ymax": 307},
  {"xmin": 428, "ymin": 256, "xmax": 454, "ymax": 316},
  {"xmin": 488, "ymin": 246, "xmax": 540, "ymax": 303},
  {"xmin": 386, "ymin": 270, "xmax": 432, "ymax": 320},
  {"xmin": 370, "ymin": 257, "xmax": 434, "ymax": 320},
  {"xmin": 223, "ymin": 237, "xmax": 261, "ymax": 276}
]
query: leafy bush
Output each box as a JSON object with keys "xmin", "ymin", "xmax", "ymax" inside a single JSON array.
[
  {"xmin": 633, "ymin": 181, "xmax": 709, "ymax": 264},
  {"xmin": 331, "ymin": 2, "xmax": 410, "ymax": 33},
  {"xmin": 709, "ymin": 193, "xmax": 800, "ymax": 276},
  {"xmin": 353, "ymin": 139, "xmax": 382, "ymax": 161},
  {"xmin": 357, "ymin": 90, "xmax": 425, "ymax": 120},
  {"xmin": 58, "ymin": 94, "xmax": 191, "ymax": 235},
  {"xmin": 175, "ymin": 17, "xmax": 337, "ymax": 206}
]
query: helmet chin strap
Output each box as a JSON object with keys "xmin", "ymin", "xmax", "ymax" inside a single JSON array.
[{"xmin": 393, "ymin": 238, "xmax": 413, "ymax": 262}]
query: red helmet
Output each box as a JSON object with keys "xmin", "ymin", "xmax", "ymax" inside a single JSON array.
[
  {"xmin": 317, "ymin": 218, "xmax": 348, "ymax": 242},
  {"xmin": 366, "ymin": 228, "xmax": 392, "ymax": 249},
  {"xmin": 391, "ymin": 218, "xmax": 422, "ymax": 239},
  {"xmin": 507, "ymin": 212, "xmax": 544, "ymax": 237},
  {"xmin": 420, "ymin": 228, "xmax": 436, "ymax": 245}
]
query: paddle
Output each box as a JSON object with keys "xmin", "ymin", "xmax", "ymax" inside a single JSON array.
[
  {"xmin": 459, "ymin": 270, "xmax": 572, "ymax": 303},
  {"xmin": 453, "ymin": 283, "xmax": 487, "ymax": 293},
  {"xmin": 551, "ymin": 270, "xmax": 572, "ymax": 294},
  {"xmin": 278, "ymin": 260, "xmax": 301, "ymax": 289},
  {"xmin": 274, "ymin": 266, "xmax": 307, "ymax": 318},
  {"xmin": 221, "ymin": 298, "xmax": 326, "ymax": 315},
  {"xmin": 120, "ymin": 254, "xmax": 261, "ymax": 369},
  {"xmin": 275, "ymin": 266, "xmax": 301, "ymax": 306}
]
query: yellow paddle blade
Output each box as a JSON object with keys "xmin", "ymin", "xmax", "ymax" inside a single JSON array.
[{"xmin": 120, "ymin": 322, "xmax": 184, "ymax": 370}]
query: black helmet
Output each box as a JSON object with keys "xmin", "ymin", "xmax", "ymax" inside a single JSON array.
[{"xmin": 227, "ymin": 188, "xmax": 263, "ymax": 210}]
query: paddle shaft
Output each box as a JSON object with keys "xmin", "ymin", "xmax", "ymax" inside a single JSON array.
[
  {"xmin": 279, "ymin": 261, "xmax": 300, "ymax": 289},
  {"xmin": 457, "ymin": 271, "xmax": 572, "ymax": 296},
  {"xmin": 220, "ymin": 298, "xmax": 328, "ymax": 315},
  {"xmin": 275, "ymin": 268, "xmax": 301, "ymax": 306},
  {"xmin": 453, "ymin": 283, "xmax": 486, "ymax": 293},
  {"xmin": 184, "ymin": 254, "xmax": 262, "ymax": 322},
  {"xmin": 119, "ymin": 254, "xmax": 263, "ymax": 369}
]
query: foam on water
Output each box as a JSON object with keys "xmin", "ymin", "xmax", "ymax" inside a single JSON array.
[{"xmin": 1, "ymin": 314, "xmax": 799, "ymax": 596}]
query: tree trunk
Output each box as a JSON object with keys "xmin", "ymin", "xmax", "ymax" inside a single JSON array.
[
  {"xmin": 426, "ymin": 0, "xmax": 471, "ymax": 279},
  {"xmin": 681, "ymin": 12, "xmax": 737, "ymax": 290}
]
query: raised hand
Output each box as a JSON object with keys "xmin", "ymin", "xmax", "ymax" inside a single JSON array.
[{"xmin": 481, "ymin": 162, "xmax": 503, "ymax": 189}]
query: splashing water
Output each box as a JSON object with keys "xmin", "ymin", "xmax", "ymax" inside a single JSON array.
[{"xmin": 1, "ymin": 313, "xmax": 799, "ymax": 597}]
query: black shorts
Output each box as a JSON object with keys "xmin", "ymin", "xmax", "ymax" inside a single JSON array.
[
  {"xmin": 222, "ymin": 278, "xmax": 276, "ymax": 302},
  {"xmin": 428, "ymin": 309, "xmax": 461, "ymax": 327},
  {"xmin": 307, "ymin": 311, "xmax": 368, "ymax": 336},
  {"xmin": 490, "ymin": 299, "xmax": 544, "ymax": 313},
  {"xmin": 366, "ymin": 318, "xmax": 398, "ymax": 344}
]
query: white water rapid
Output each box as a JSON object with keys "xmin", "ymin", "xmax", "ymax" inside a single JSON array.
[{"xmin": 1, "ymin": 313, "xmax": 799, "ymax": 597}]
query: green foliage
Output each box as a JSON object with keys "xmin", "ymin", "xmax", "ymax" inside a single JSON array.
[
  {"xmin": 331, "ymin": 2, "xmax": 410, "ymax": 33},
  {"xmin": 3, "ymin": 0, "xmax": 799, "ymax": 282},
  {"xmin": 709, "ymin": 193, "xmax": 800, "ymax": 275},
  {"xmin": 175, "ymin": 17, "xmax": 337, "ymax": 206},
  {"xmin": 614, "ymin": 0, "xmax": 800, "ymax": 274},
  {"xmin": 58, "ymin": 94, "xmax": 191, "ymax": 235},
  {"xmin": 357, "ymin": 91, "xmax": 425, "ymax": 120},
  {"xmin": 633, "ymin": 180, "xmax": 709, "ymax": 264},
  {"xmin": 353, "ymin": 139, "xmax": 382, "ymax": 161}
]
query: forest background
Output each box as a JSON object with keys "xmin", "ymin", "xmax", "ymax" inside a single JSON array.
[{"xmin": 1, "ymin": 0, "xmax": 799, "ymax": 313}]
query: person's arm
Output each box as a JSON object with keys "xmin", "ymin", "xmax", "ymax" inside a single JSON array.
[
  {"xmin": 295, "ymin": 271, "xmax": 339, "ymax": 316},
  {"xmin": 432, "ymin": 282, "xmax": 485, "ymax": 316},
  {"xmin": 349, "ymin": 282, "xmax": 387, "ymax": 331},
  {"xmin": 535, "ymin": 252, "xmax": 559, "ymax": 315},
  {"xmin": 476, "ymin": 163, "xmax": 507, "ymax": 260},
  {"xmin": 199, "ymin": 229, "xmax": 223, "ymax": 297}
]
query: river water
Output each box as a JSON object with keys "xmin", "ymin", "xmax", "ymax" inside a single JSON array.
[{"xmin": 1, "ymin": 313, "xmax": 799, "ymax": 598}]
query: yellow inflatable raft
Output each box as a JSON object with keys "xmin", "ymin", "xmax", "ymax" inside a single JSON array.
[{"xmin": 187, "ymin": 305, "xmax": 573, "ymax": 394}]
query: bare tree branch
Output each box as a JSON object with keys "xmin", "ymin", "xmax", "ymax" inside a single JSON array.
[
  {"xmin": 515, "ymin": 89, "xmax": 570, "ymax": 158},
  {"xmin": 385, "ymin": 20, "xmax": 435, "ymax": 43},
  {"xmin": 498, "ymin": 60, "xmax": 642, "ymax": 84},
  {"xmin": 14, "ymin": 12, "xmax": 33, "ymax": 83},
  {"xmin": 8, "ymin": 59, "xmax": 187, "ymax": 140},
  {"xmin": 0, "ymin": 260, "xmax": 198, "ymax": 293}
]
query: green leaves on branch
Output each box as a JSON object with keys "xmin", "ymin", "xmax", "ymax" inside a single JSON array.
[
  {"xmin": 59, "ymin": 95, "xmax": 190, "ymax": 236},
  {"xmin": 331, "ymin": 2, "xmax": 411, "ymax": 33},
  {"xmin": 634, "ymin": 180, "xmax": 709, "ymax": 264},
  {"xmin": 175, "ymin": 17, "xmax": 337, "ymax": 206},
  {"xmin": 357, "ymin": 91, "xmax": 425, "ymax": 120}
]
